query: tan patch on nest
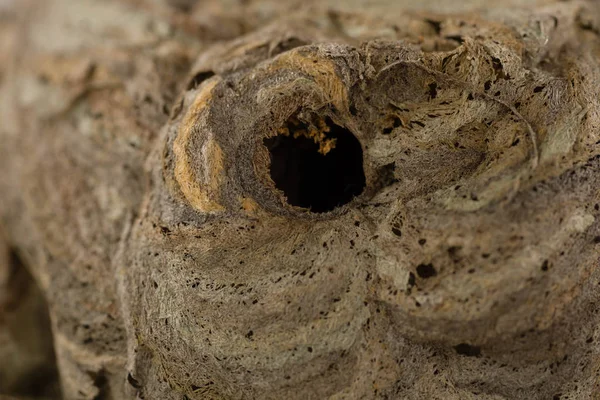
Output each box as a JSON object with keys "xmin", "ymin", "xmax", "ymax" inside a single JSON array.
[{"xmin": 173, "ymin": 77, "xmax": 225, "ymax": 212}]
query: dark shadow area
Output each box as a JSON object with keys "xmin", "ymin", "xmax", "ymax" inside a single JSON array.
[
  {"xmin": 0, "ymin": 248, "xmax": 61, "ymax": 399},
  {"xmin": 264, "ymin": 117, "xmax": 366, "ymax": 213}
]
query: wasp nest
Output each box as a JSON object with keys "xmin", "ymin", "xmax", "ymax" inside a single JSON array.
[{"xmin": 1, "ymin": 0, "xmax": 600, "ymax": 399}]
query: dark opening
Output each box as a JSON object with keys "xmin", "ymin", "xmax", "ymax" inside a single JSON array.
[
  {"xmin": 264, "ymin": 116, "xmax": 366, "ymax": 213},
  {"xmin": 416, "ymin": 263, "xmax": 437, "ymax": 279},
  {"xmin": 186, "ymin": 70, "xmax": 215, "ymax": 90},
  {"xmin": 454, "ymin": 343, "xmax": 482, "ymax": 357}
]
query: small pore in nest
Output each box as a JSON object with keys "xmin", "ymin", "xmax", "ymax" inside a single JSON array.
[
  {"xmin": 454, "ymin": 343, "xmax": 481, "ymax": 357},
  {"xmin": 428, "ymin": 82, "xmax": 438, "ymax": 99},
  {"xmin": 186, "ymin": 70, "xmax": 215, "ymax": 90},
  {"xmin": 416, "ymin": 263, "xmax": 437, "ymax": 278},
  {"xmin": 264, "ymin": 116, "xmax": 366, "ymax": 213},
  {"xmin": 127, "ymin": 373, "xmax": 141, "ymax": 389}
]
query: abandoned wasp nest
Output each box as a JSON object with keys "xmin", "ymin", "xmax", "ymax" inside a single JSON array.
[{"xmin": 1, "ymin": 0, "xmax": 600, "ymax": 399}]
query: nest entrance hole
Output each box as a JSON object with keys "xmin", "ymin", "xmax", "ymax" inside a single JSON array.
[{"xmin": 264, "ymin": 116, "xmax": 366, "ymax": 213}]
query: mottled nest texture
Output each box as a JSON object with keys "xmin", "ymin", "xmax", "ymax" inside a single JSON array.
[{"xmin": 1, "ymin": 0, "xmax": 600, "ymax": 399}]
